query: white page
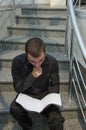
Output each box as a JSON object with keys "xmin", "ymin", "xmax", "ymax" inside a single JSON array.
[
  {"xmin": 16, "ymin": 93, "xmax": 62, "ymax": 113},
  {"xmin": 40, "ymin": 93, "xmax": 62, "ymax": 111},
  {"xmin": 16, "ymin": 93, "xmax": 41, "ymax": 113}
]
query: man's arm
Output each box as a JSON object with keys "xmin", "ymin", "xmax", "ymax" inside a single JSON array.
[
  {"xmin": 11, "ymin": 57, "xmax": 36, "ymax": 93},
  {"xmin": 48, "ymin": 59, "xmax": 60, "ymax": 93}
]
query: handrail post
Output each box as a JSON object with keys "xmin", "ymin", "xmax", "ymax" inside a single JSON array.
[
  {"xmin": 69, "ymin": 28, "xmax": 73, "ymax": 100},
  {"xmin": 11, "ymin": 0, "xmax": 16, "ymax": 25},
  {"xmin": 32, "ymin": 0, "xmax": 35, "ymax": 8},
  {"xmin": 65, "ymin": 5, "xmax": 68, "ymax": 56},
  {"xmin": 79, "ymin": 0, "xmax": 81, "ymax": 7}
]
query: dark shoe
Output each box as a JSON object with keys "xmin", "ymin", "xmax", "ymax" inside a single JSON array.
[
  {"xmin": 22, "ymin": 128, "xmax": 32, "ymax": 130},
  {"xmin": 49, "ymin": 117, "xmax": 64, "ymax": 130},
  {"xmin": 23, "ymin": 128, "xmax": 32, "ymax": 130},
  {"xmin": 20, "ymin": 128, "xmax": 32, "ymax": 130}
]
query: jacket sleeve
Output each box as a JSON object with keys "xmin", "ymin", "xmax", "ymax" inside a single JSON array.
[
  {"xmin": 11, "ymin": 57, "xmax": 36, "ymax": 93},
  {"xmin": 48, "ymin": 59, "xmax": 60, "ymax": 93}
]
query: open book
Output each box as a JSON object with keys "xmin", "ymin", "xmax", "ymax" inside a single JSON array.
[{"xmin": 16, "ymin": 93, "xmax": 62, "ymax": 113}]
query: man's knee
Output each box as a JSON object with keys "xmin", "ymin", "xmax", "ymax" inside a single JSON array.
[
  {"xmin": 10, "ymin": 101, "xmax": 16, "ymax": 115},
  {"xmin": 48, "ymin": 112, "xmax": 65, "ymax": 130},
  {"xmin": 10, "ymin": 100, "xmax": 23, "ymax": 118}
]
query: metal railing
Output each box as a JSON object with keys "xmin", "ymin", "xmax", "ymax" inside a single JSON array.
[
  {"xmin": 66, "ymin": 0, "xmax": 86, "ymax": 123},
  {"xmin": 0, "ymin": 0, "xmax": 4, "ymax": 5},
  {"xmin": 0, "ymin": 0, "xmax": 23, "ymax": 29}
]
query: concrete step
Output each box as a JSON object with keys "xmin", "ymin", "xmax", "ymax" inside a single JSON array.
[
  {"xmin": 0, "ymin": 83, "xmax": 69, "ymax": 94},
  {"xmin": 0, "ymin": 35, "xmax": 65, "ymax": 53},
  {"xmin": 21, "ymin": 5, "xmax": 67, "ymax": 16},
  {"xmin": 0, "ymin": 50, "xmax": 69, "ymax": 92},
  {"xmin": 16, "ymin": 14, "xmax": 66, "ymax": 26},
  {"xmin": 0, "ymin": 65, "xmax": 69, "ymax": 82},
  {"xmin": 0, "ymin": 67, "xmax": 69, "ymax": 92},
  {"xmin": 0, "ymin": 90, "xmax": 85, "ymax": 130},
  {"xmin": 0, "ymin": 67, "xmax": 69, "ymax": 83},
  {"xmin": 0, "ymin": 50, "xmax": 69, "ymax": 69},
  {"xmin": 0, "ymin": 114, "xmax": 85, "ymax": 130},
  {"xmin": 0, "ymin": 91, "xmax": 80, "ymax": 116},
  {"xmin": 0, "ymin": 90, "xmax": 85, "ymax": 129},
  {"xmin": 64, "ymin": 118, "xmax": 85, "ymax": 130},
  {"xmin": 7, "ymin": 24, "xmax": 65, "ymax": 38}
]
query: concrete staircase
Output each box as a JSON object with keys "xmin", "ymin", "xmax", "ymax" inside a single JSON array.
[{"xmin": 0, "ymin": 5, "xmax": 85, "ymax": 130}]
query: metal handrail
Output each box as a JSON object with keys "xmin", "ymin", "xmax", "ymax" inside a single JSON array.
[
  {"xmin": 0, "ymin": 0, "xmax": 4, "ymax": 5},
  {"xmin": 67, "ymin": 0, "xmax": 86, "ymax": 123},
  {"xmin": 0, "ymin": 1, "xmax": 13, "ymax": 18},
  {"xmin": 68, "ymin": 0, "xmax": 86, "ymax": 61},
  {"xmin": 72, "ymin": 79, "xmax": 86, "ymax": 122},
  {"xmin": 73, "ymin": 57, "xmax": 86, "ymax": 104},
  {"xmin": 0, "ymin": 0, "xmax": 23, "ymax": 28}
]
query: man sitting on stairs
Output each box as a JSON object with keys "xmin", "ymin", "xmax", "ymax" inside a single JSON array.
[{"xmin": 10, "ymin": 37, "xmax": 65, "ymax": 130}]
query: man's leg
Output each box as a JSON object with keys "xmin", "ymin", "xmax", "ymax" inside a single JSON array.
[
  {"xmin": 10, "ymin": 99, "xmax": 32, "ymax": 129},
  {"xmin": 41, "ymin": 105, "xmax": 65, "ymax": 130}
]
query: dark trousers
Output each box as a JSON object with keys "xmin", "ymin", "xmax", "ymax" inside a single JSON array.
[{"xmin": 10, "ymin": 99, "xmax": 65, "ymax": 130}]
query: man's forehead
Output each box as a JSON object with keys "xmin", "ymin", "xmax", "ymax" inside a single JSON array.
[{"xmin": 28, "ymin": 52, "xmax": 45, "ymax": 60}]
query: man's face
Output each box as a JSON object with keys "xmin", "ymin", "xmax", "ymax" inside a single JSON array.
[{"xmin": 27, "ymin": 52, "xmax": 45, "ymax": 67}]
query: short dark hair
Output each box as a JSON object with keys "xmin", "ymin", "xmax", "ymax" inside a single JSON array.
[{"xmin": 25, "ymin": 37, "xmax": 45, "ymax": 57}]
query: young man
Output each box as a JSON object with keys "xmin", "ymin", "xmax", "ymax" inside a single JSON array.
[{"xmin": 10, "ymin": 37, "xmax": 64, "ymax": 130}]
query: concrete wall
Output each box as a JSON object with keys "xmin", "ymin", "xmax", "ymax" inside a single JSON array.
[
  {"xmin": 0, "ymin": 10, "xmax": 10, "ymax": 39},
  {"xmin": 0, "ymin": 8, "xmax": 21, "ymax": 40},
  {"xmin": 0, "ymin": 0, "xmax": 66, "ymax": 6},
  {"xmin": 0, "ymin": 0, "xmax": 50, "ymax": 5},
  {"xmin": 50, "ymin": 0, "xmax": 66, "ymax": 7}
]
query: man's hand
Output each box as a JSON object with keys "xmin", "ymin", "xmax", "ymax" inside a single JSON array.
[{"xmin": 32, "ymin": 67, "xmax": 42, "ymax": 77}]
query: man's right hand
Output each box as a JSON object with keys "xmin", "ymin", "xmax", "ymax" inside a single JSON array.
[{"xmin": 32, "ymin": 67, "xmax": 42, "ymax": 78}]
